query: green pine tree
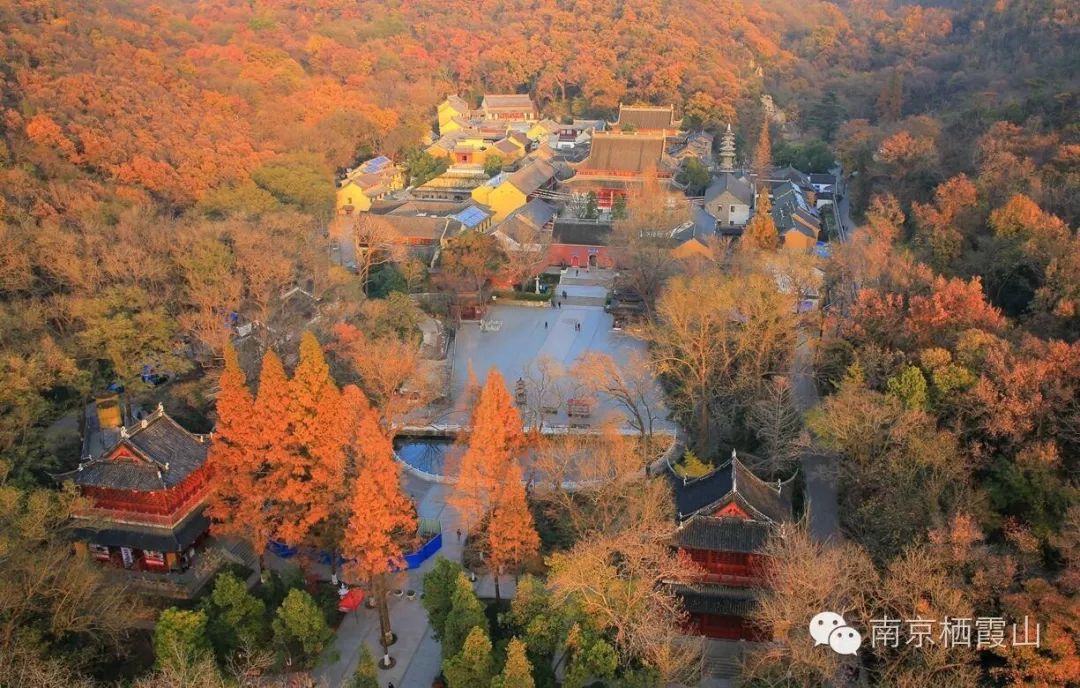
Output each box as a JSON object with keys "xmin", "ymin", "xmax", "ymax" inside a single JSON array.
[
  {"xmin": 422, "ymin": 557, "xmax": 465, "ymax": 639},
  {"xmin": 442, "ymin": 626, "xmax": 495, "ymax": 688},
  {"xmin": 153, "ymin": 608, "xmax": 211, "ymax": 671},
  {"xmin": 203, "ymin": 571, "xmax": 267, "ymax": 660},
  {"xmin": 271, "ymin": 588, "xmax": 333, "ymax": 668},
  {"xmin": 441, "ymin": 572, "xmax": 487, "ymax": 659},
  {"xmin": 492, "ymin": 637, "xmax": 535, "ymax": 688},
  {"xmin": 346, "ymin": 645, "xmax": 380, "ymax": 688}
]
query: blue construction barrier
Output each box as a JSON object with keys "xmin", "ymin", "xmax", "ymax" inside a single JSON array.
[
  {"xmin": 403, "ymin": 531, "xmax": 442, "ymax": 570},
  {"xmin": 268, "ymin": 541, "xmax": 298, "ymax": 558}
]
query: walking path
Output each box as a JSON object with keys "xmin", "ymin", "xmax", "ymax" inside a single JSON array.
[
  {"xmin": 312, "ymin": 475, "xmax": 516, "ymax": 687},
  {"xmin": 792, "ymin": 331, "xmax": 840, "ymax": 541}
]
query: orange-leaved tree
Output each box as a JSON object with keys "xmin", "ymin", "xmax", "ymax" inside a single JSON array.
[
  {"xmin": 743, "ymin": 186, "xmax": 779, "ymax": 251},
  {"xmin": 486, "ymin": 459, "xmax": 539, "ymax": 603},
  {"xmin": 450, "ymin": 369, "xmax": 525, "ymax": 532},
  {"xmin": 252, "ymin": 350, "xmax": 297, "ymax": 549},
  {"xmin": 279, "ymin": 332, "xmax": 347, "ymax": 548},
  {"xmin": 208, "ymin": 348, "xmax": 294, "ymax": 565},
  {"xmin": 754, "ymin": 115, "xmax": 772, "ymax": 178},
  {"xmin": 207, "ymin": 343, "xmax": 273, "ymax": 561},
  {"xmin": 340, "ymin": 384, "xmax": 417, "ymax": 665}
]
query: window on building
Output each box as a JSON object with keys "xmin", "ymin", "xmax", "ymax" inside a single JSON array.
[{"xmin": 730, "ymin": 205, "xmax": 736, "ymax": 213}]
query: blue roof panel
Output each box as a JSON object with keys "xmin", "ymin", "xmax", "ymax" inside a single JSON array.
[
  {"xmin": 453, "ymin": 205, "xmax": 491, "ymax": 229},
  {"xmin": 360, "ymin": 156, "xmax": 392, "ymax": 174}
]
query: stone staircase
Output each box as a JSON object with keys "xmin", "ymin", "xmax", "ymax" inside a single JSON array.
[
  {"xmin": 700, "ymin": 639, "xmax": 752, "ymax": 680},
  {"xmin": 702, "ymin": 651, "xmax": 742, "ymax": 679}
]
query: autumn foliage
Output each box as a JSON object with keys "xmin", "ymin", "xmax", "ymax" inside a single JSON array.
[
  {"xmin": 340, "ymin": 385, "xmax": 416, "ymax": 582},
  {"xmin": 450, "ymin": 370, "xmax": 526, "ymax": 531}
]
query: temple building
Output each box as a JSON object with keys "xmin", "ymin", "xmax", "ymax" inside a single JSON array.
[
  {"xmin": 561, "ymin": 131, "xmax": 674, "ymax": 210},
  {"xmin": 480, "ymin": 94, "xmax": 538, "ymax": 122},
  {"xmin": 666, "ymin": 453, "xmax": 795, "ymax": 640},
  {"xmin": 612, "ymin": 103, "xmax": 681, "ymax": 134},
  {"xmin": 56, "ymin": 401, "xmax": 250, "ymax": 598},
  {"xmin": 335, "ymin": 156, "xmax": 406, "ymax": 215}
]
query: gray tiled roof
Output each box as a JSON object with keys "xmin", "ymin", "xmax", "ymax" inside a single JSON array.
[
  {"xmin": 59, "ymin": 407, "xmax": 208, "ymax": 491},
  {"xmin": 73, "ymin": 506, "xmax": 211, "ymax": 551},
  {"xmin": 669, "ymin": 456, "xmax": 793, "ymax": 523},
  {"xmin": 705, "ymin": 173, "xmax": 754, "ymax": 206},
  {"xmin": 670, "ymin": 583, "xmax": 761, "ymax": 616},
  {"xmin": 482, "ymin": 94, "xmax": 535, "ymax": 110},
  {"xmin": 508, "ymin": 159, "xmax": 556, "ymax": 194},
  {"xmin": 516, "ymin": 198, "xmax": 557, "ymax": 227},
  {"xmin": 671, "ymin": 516, "xmax": 775, "ymax": 553},
  {"xmin": 552, "ymin": 220, "xmax": 612, "ymax": 246},
  {"xmin": 617, "ymin": 104, "xmax": 678, "ymax": 130},
  {"xmin": 582, "ymin": 133, "xmax": 666, "ymax": 174}
]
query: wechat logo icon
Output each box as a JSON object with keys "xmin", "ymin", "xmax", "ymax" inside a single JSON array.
[{"xmin": 810, "ymin": 611, "xmax": 862, "ymax": 655}]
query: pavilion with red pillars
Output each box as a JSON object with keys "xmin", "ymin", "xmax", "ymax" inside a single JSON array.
[{"xmin": 666, "ymin": 453, "xmax": 796, "ymax": 641}]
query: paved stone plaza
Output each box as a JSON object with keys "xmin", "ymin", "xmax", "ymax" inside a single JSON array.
[{"xmin": 446, "ymin": 299, "xmax": 672, "ymax": 432}]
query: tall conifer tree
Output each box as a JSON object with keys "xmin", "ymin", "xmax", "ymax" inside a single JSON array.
[
  {"xmin": 253, "ymin": 350, "xmax": 296, "ymax": 546},
  {"xmin": 743, "ymin": 187, "xmax": 780, "ymax": 251},
  {"xmin": 208, "ymin": 344, "xmax": 277, "ymax": 560},
  {"xmin": 450, "ymin": 369, "xmax": 525, "ymax": 532},
  {"xmin": 281, "ymin": 332, "xmax": 347, "ymax": 545},
  {"xmin": 341, "ymin": 384, "xmax": 416, "ymax": 667},
  {"xmin": 487, "ymin": 460, "xmax": 539, "ymax": 603}
]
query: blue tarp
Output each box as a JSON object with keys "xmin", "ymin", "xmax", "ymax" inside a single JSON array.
[
  {"xmin": 268, "ymin": 526, "xmax": 441, "ymax": 569},
  {"xmin": 403, "ymin": 532, "xmax": 442, "ymax": 570},
  {"xmin": 268, "ymin": 541, "xmax": 298, "ymax": 558}
]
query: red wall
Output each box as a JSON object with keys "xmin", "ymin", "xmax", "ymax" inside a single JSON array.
[
  {"xmin": 81, "ymin": 463, "xmax": 212, "ymax": 524},
  {"xmin": 548, "ymin": 243, "xmax": 615, "ymax": 269},
  {"xmin": 682, "ymin": 548, "xmax": 766, "ymax": 587},
  {"xmin": 687, "ymin": 613, "xmax": 770, "ymax": 641}
]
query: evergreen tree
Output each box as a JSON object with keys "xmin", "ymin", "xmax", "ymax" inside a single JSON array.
[
  {"xmin": 492, "ymin": 637, "xmax": 535, "ymax": 688},
  {"xmin": 203, "ymin": 571, "xmax": 267, "ymax": 660},
  {"xmin": 441, "ymin": 572, "xmax": 487, "ymax": 659},
  {"xmin": 611, "ymin": 193, "xmax": 628, "ymax": 220},
  {"xmin": 346, "ymin": 645, "xmax": 380, "ymax": 688},
  {"xmin": 805, "ymin": 90, "xmax": 843, "ymax": 142},
  {"xmin": 153, "ymin": 608, "xmax": 210, "ymax": 671},
  {"xmin": 580, "ymin": 191, "xmax": 599, "ymax": 220},
  {"xmin": 422, "ymin": 557, "xmax": 466, "ymax": 639},
  {"xmin": 442, "ymin": 626, "xmax": 495, "ymax": 688},
  {"xmin": 271, "ymin": 589, "xmax": 332, "ymax": 668},
  {"xmin": 677, "ymin": 158, "xmax": 711, "ymax": 195},
  {"xmin": 886, "ymin": 365, "xmax": 929, "ymax": 411}
]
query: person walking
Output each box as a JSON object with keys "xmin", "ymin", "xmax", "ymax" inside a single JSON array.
[
  {"xmin": 562, "ymin": 290, "xmax": 567, "ymax": 299},
  {"xmin": 544, "ymin": 321, "xmax": 548, "ymax": 329},
  {"xmin": 456, "ymin": 528, "xmax": 462, "ymax": 542}
]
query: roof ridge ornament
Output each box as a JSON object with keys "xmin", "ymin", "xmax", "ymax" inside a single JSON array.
[{"xmin": 119, "ymin": 426, "xmax": 129, "ymax": 439}]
